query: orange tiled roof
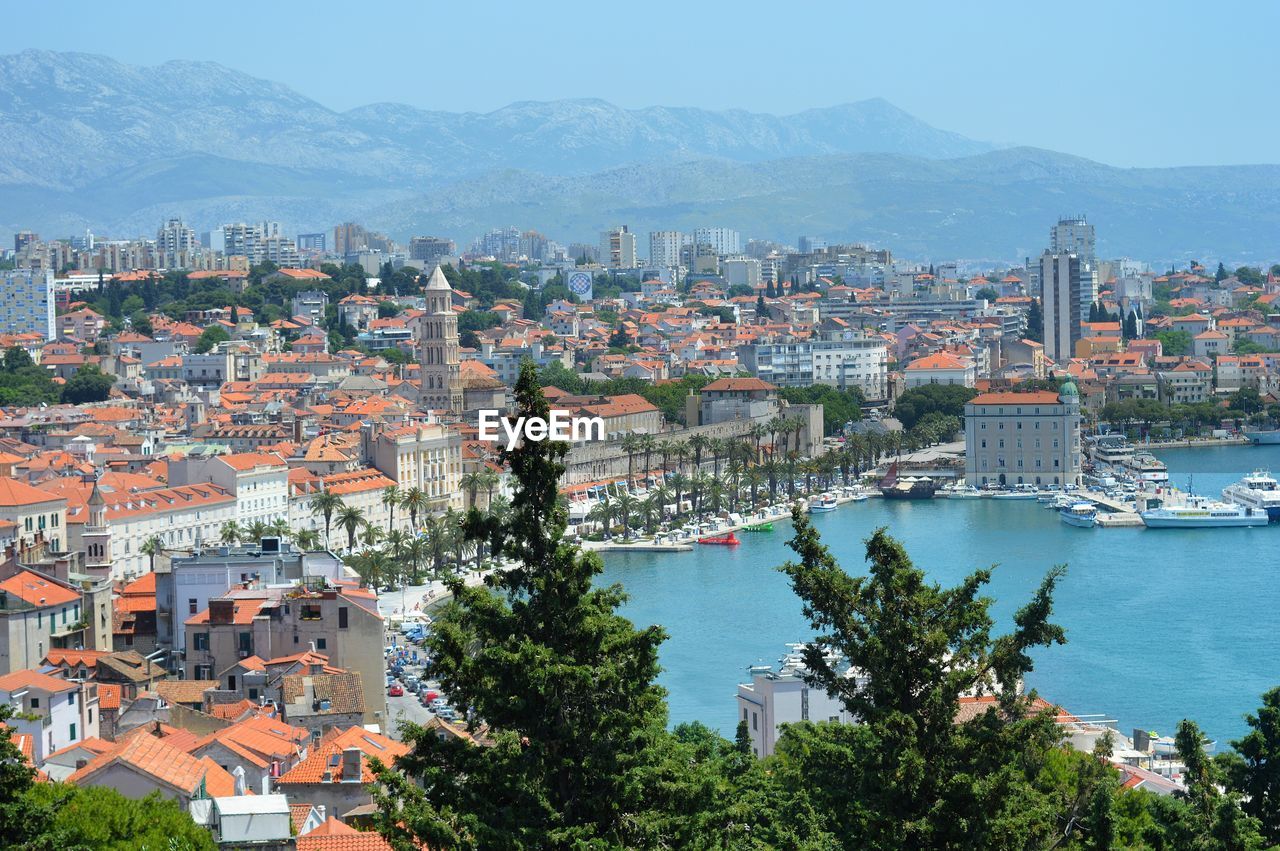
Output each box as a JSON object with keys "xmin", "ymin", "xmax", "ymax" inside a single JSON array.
[
  {"xmin": 0, "ymin": 570, "xmax": 79, "ymax": 607},
  {"xmin": 968, "ymin": 391, "xmax": 1063, "ymax": 406}
]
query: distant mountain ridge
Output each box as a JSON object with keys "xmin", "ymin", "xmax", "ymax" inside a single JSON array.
[{"xmin": 0, "ymin": 49, "xmax": 1277, "ymax": 262}]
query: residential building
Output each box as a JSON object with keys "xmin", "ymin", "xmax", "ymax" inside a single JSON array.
[
  {"xmin": 648, "ymin": 231, "xmax": 686, "ymax": 269},
  {"xmin": 693, "ymin": 227, "xmax": 741, "ymax": 256},
  {"xmin": 964, "ymin": 385, "xmax": 1083, "ymax": 487},
  {"xmin": 0, "ymin": 668, "xmax": 98, "ymax": 762},
  {"xmin": 1041, "ymin": 252, "xmax": 1090, "ymax": 363},
  {"xmin": 902, "ymin": 352, "xmax": 977, "ymax": 388},
  {"xmin": 185, "ymin": 582, "xmax": 386, "ymax": 722},
  {"xmin": 408, "ymin": 236, "xmax": 455, "ymax": 267},
  {"xmin": 274, "ymin": 726, "xmax": 408, "ymax": 820},
  {"xmin": 0, "ymin": 269, "xmax": 55, "ymax": 340},
  {"xmin": 736, "ymin": 655, "xmax": 860, "ymax": 759},
  {"xmin": 722, "ymin": 257, "xmax": 762, "ymax": 288},
  {"xmin": 291, "ymin": 291, "xmax": 329, "ymax": 326},
  {"xmin": 687, "ymin": 377, "xmax": 781, "ymax": 426},
  {"xmin": 0, "ymin": 570, "xmax": 86, "ymax": 674},
  {"xmin": 160, "ymin": 542, "xmax": 343, "ymax": 657},
  {"xmin": 600, "ymin": 226, "xmax": 637, "ymax": 269},
  {"xmin": 736, "ymin": 330, "xmax": 889, "ymax": 400},
  {"xmin": 361, "ymin": 421, "xmax": 463, "ymax": 514},
  {"xmin": 168, "ymin": 451, "xmax": 289, "ymax": 530},
  {"xmin": 66, "ymin": 730, "xmax": 238, "ymax": 808},
  {"xmin": 1050, "ymin": 215, "xmax": 1096, "ymax": 266},
  {"xmin": 0, "ymin": 477, "xmax": 67, "ymax": 552}
]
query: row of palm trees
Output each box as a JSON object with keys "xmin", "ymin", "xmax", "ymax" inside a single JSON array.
[{"xmin": 589, "ymin": 417, "xmax": 959, "ymax": 539}]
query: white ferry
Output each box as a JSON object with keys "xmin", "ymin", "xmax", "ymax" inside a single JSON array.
[
  {"xmin": 1140, "ymin": 496, "xmax": 1268, "ymax": 528},
  {"xmin": 1221, "ymin": 470, "xmax": 1280, "ymax": 522},
  {"xmin": 1122, "ymin": 452, "xmax": 1169, "ymax": 483},
  {"xmin": 1059, "ymin": 502, "xmax": 1098, "ymax": 527}
]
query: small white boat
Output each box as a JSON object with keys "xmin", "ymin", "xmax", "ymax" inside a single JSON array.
[
  {"xmin": 808, "ymin": 495, "xmax": 839, "ymax": 513},
  {"xmin": 1059, "ymin": 502, "xmax": 1098, "ymax": 527}
]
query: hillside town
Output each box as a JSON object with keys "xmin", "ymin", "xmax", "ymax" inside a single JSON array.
[{"xmin": 0, "ymin": 212, "xmax": 1278, "ymax": 845}]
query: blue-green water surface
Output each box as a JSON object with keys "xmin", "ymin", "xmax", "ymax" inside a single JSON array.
[{"xmin": 598, "ymin": 444, "xmax": 1280, "ymax": 744}]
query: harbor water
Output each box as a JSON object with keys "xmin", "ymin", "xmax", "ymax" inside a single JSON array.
[{"xmin": 598, "ymin": 443, "xmax": 1280, "ymax": 745}]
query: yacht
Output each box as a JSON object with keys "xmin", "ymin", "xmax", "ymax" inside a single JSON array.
[
  {"xmin": 1087, "ymin": 434, "xmax": 1136, "ymax": 466},
  {"xmin": 1123, "ymin": 452, "xmax": 1169, "ymax": 483},
  {"xmin": 1140, "ymin": 496, "xmax": 1268, "ymax": 528},
  {"xmin": 808, "ymin": 495, "xmax": 839, "ymax": 513},
  {"xmin": 1059, "ymin": 502, "xmax": 1098, "ymax": 527},
  {"xmin": 942, "ymin": 483, "xmax": 982, "ymax": 499},
  {"xmin": 1221, "ymin": 471, "xmax": 1280, "ymax": 521}
]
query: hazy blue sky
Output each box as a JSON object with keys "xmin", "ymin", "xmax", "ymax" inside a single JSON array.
[{"xmin": 12, "ymin": 0, "xmax": 1279, "ymax": 167}]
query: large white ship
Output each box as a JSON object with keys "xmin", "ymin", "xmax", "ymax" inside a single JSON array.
[
  {"xmin": 1140, "ymin": 495, "xmax": 1268, "ymax": 528},
  {"xmin": 1122, "ymin": 452, "xmax": 1169, "ymax": 483},
  {"xmin": 1221, "ymin": 471, "xmax": 1280, "ymax": 522}
]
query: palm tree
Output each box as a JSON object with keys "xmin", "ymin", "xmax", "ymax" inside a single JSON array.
[
  {"xmin": 615, "ymin": 491, "xmax": 638, "ymax": 539},
  {"xmin": 744, "ymin": 466, "xmax": 764, "ymax": 509},
  {"xmin": 658, "ymin": 440, "xmax": 677, "ymax": 483},
  {"xmin": 359, "ymin": 521, "xmax": 383, "ymax": 548},
  {"xmin": 294, "ymin": 529, "xmax": 321, "ymax": 551},
  {"xmin": 268, "ymin": 517, "xmax": 291, "ymax": 540},
  {"xmin": 345, "ymin": 548, "xmax": 390, "ymax": 589},
  {"xmin": 689, "ymin": 434, "xmax": 710, "ymax": 474},
  {"xmin": 218, "ymin": 521, "xmax": 241, "ymax": 545},
  {"xmin": 763, "ymin": 459, "xmax": 780, "ymax": 501},
  {"xmin": 337, "ymin": 505, "xmax": 366, "ymax": 552},
  {"xmin": 245, "ymin": 520, "xmax": 270, "ymax": 543},
  {"xmin": 620, "ymin": 433, "xmax": 642, "ymax": 489},
  {"xmin": 749, "ymin": 421, "xmax": 768, "ymax": 465},
  {"xmin": 310, "ymin": 489, "xmax": 344, "ymax": 549},
  {"xmin": 400, "ymin": 486, "xmax": 428, "ymax": 531},
  {"xmin": 726, "ymin": 458, "xmax": 744, "ymax": 510},
  {"xmin": 459, "ymin": 471, "xmax": 485, "ymax": 510},
  {"xmin": 140, "ymin": 535, "xmax": 163, "ymax": 572},
  {"xmin": 640, "ymin": 493, "xmax": 662, "ymax": 534},
  {"xmin": 482, "ymin": 469, "xmax": 500, "ymax": 508},
  {"xmin": 405, "ymin": 536, "xmax": 428, "ymax": 584},
  {"xmin": 638, "ymin": 434, "xmax": 656, "ymax": 488},
  {"xmin": 381, "ymin": 485, "xmax": 401, "ymax": 532},
  {"xmin": 667, "ymin": 471, "xmax": 688, "ymax": 519},
  {"xmin": 587, "ymin": 497, "xmax": 615, "ymax": 536},
  {"xmin": 442, "ymin": 508, "xmax": 466, "ymax": 573}
]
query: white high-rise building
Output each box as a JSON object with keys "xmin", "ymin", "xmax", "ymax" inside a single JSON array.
[
  {"xmin": 693, "ymin": 227, "xmax": 741, "ymax": 256},
  {"xmin": 1041, "ymin": 252, "xmax": 1093, "ymax": 363},
  {"xmin": 0, "ymin": 269, "xmax": 55, "ymax": 339},
  {"xmin": 600, "ymin": 226, "xmax": 637, "ymax": 269},
  {"xmin": 221, "ymin": 223, "xmax": 299, "ymax": 267},
  {"xmin": 648, "ymin": 231, "xmax": 686, "ymax": 268},
  {"xmin": 1050, "ymin": 216, "xmax": 1096, "ymax": 266}
]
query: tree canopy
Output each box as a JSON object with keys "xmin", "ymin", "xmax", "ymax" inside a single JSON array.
[
  {"xmin": 60, "ymin": 364, "xmax": 115, "ymax": 405},
  {"xmin": 893, "ymin": 383, "xmax": 978, "ymax": 430}
]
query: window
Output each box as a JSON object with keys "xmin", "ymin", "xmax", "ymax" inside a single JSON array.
[
  {"xmin": 29, "ymin": 698, "xmax": 38, "ymax": 709},
  {"xmin": 228, "ymin": 675, "xmax": 237, "ymax": 691},
  {"xmin": 316, "ymin": 638, "xmax": 327, "ymax": 650},
  {"xmin": 69, "ymin": 723, "xmax": 76, "ymax": 741},
  {"xmin": 338, "ymin": 607, "xmax": 348, "ymax": 629},
  {"xmin": 188, "ymin": 598, "xmax": 197, "ymax": 615},
  {"xmin": 752, "ymin": 712, "xmax": 758, "ymax": 731},
  {"xmin": 68, "ymin": 691, "xmax": 75, "ymax": 707},
  {"xmin": 193, "ymin": 633, "xmax": 209, "ymax": 651}
]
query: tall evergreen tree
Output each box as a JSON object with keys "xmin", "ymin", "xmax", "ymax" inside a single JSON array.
[
  {"xmin": 1220, "ymin": 688, "xmax": 1280, "ymax": 845},
  {"xmin": 373, "ymin": 361, "xmax": 670, "ymax": 848},
  {"xmin": 1026, "ymin": 298, "xmax": 1044, "ymax": 342},
  {"xmin": 1124, "ymin": 309, "xmax": 1139, "ymax": 340},
  {"xmin": 773, "ymin": 512, "xmax": 1101, "ymax": 849}
]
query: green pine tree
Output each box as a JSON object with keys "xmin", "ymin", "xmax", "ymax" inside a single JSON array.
[{"xmin": 373, "ymin": 361, "xmax": 670, "ymax": 848}]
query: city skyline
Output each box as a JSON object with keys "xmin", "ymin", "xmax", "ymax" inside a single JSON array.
[{"xmin": 6, "ymin": 0, "xmax": 1279, "ymax": 169}]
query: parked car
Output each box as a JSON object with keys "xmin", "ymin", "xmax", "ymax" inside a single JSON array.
[
  {"xmin": 436, "ymin": 707, "xmax": 456, "ymax": 721},
  {"xmin": 388, "ymin": 684, "xmax": 404, "ymax": 697},
  {"xmin": 430, "ymin": 697, "xmax": 449, "ymax": 710}
]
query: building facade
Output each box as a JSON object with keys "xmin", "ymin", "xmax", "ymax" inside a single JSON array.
[
  {"xmin": 964, "ymin": 386, "xmax": 1083, "ymax": 487},
  {"xmin": 417, "ymin": 266, "xmax": 464, "ymax": 410},
  {"xmin": 0, "ymin": 269, "xmax": 55, "ymax": 340}
]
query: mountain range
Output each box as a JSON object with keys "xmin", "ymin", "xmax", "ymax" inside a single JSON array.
[{"xmin": 0, "ymin": 49, "xmax": 1277, "ymax": 262}]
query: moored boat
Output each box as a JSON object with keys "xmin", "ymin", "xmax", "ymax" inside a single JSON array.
[
  {"xmin": 878, "ymin": 462, "xmax": 937, "ymax": 500},
  {"xmin": 742, "ymin": 522, "xmax": 774, "ymax": 532},
  {"xmin": 1244, "ymin": 429, "xmax": 1280, "ymax": 445},
  {"xmin": 1140, "ymin": 496, "xmax": 1267, "ymax": 528},
  {"xmin": 1059, "ymin": 502, "xmax": 1098, "ymax": 527},
  {"xmin": 808, "ymin": 495, "xmax": 838, "ymax": 513},
  {"xmin": 993, "ymin": 483, "xmax": 1041, "ymax": 500},
  {"xmin": 697, "ymin": 532, "xmax": 741, "ymax": 545},
  {"xmin": 1221, "ymin": 470, "xmax": 1280, "ymax": 521},
  {"xmin": 1123, "ymin": 452, "xmax": 1169, "ymax": 483}
]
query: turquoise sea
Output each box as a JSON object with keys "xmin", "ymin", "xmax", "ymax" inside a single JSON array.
[{"xmin": 599, "ymin": 443, "xmax": 1280, "ymax": 745}]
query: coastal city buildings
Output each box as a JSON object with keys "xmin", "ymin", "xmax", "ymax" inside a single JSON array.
[{"xmin": 0, "ymin": 268, "xmax": 55, "ymax": 339}]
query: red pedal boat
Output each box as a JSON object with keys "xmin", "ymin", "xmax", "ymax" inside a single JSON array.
[{"xmin": 697, "ymin": 532, "xmax": 740, "ymax": 546}]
